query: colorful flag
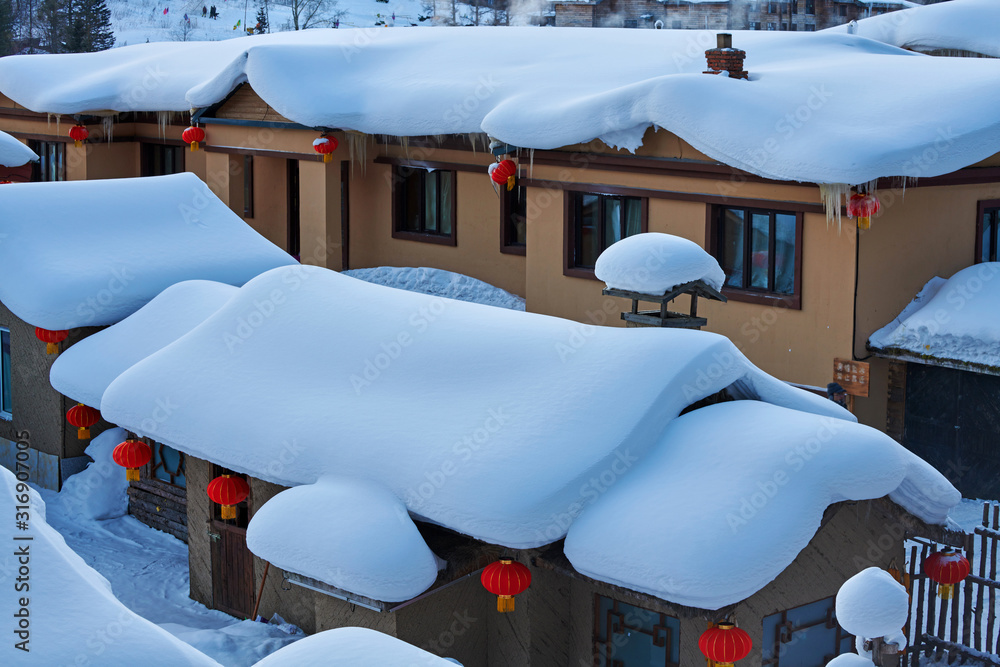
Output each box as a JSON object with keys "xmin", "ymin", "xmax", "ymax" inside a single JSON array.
[{"xmin": 163, "ymin": 7, "xmax": 168, "ymax": 14}]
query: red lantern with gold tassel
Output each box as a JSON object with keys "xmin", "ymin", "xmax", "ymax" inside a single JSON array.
[
  {"xmin": 313, "ymin": 135, "xmax": 338, "ymax": 163},
  {"xmin": 489, "ymin": 159, "xmax": 517, "ymax": 191},
  {"xmin": 112, "ymin": 439, "xmax": 152, "ymax": 482},
  {"xmin": 182, "ymin": 126, "xmax": 206, "ymax": 152},
  {"xmin": 69, "ymin": 124, "xmax": 89, "ymax": 148},
  {"xmin": 481, "ymin": 558, "xmax": 531, "ymax": 612},
  {"xmin": 66, "ymin": 403, "xmax": 100, "ymax": 440},
  {"xmin": 924, "ymin": 547, "xmax": 970, "ymax": 600},
  {"xmin": 847, "ymin": 192, "xmax": 880, "ymax": 230},
  {"xmin": 35, "ymin": 327, "xmax": 68, "ymax": 354},
  {"xmin": 699, "ymin": 622, "xmax": 752, "ymax": 667},
  {"xmin": 207, "ymin": 474, "xmax": 250, "ymax": 520}
]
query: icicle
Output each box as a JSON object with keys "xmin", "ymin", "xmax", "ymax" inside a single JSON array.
[
  {"xmin": 102, "ymin": 116, "xmax": 115, "ymax": 143},
  {"xmin": 528, "ymin": 148, "xmax": 535, "ymax": 180},
  {"xmin": 156, "ymin": 111, "xmax": 176, "ymax": 139},
  {"xmin": 818, "ymin": 183, "xmax": 851, "ymax": 233},
  {"xmin": 345, "ymin": 131, "xmax": 369, "ymax": 176}
]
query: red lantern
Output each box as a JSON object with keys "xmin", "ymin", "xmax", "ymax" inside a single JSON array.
[
  {"xmin": 69, "ymin": 124, "xmax": 89, "ymax": 148},
  {"xmin": 182, "ymin": 126, "xmax": 206, "ymax": 152},
  {"xmin": 35, "ymin": 327, "xmax": 68, "ymax": 355},
  {"xmin": 489, "ymin": 159, "xmax": 517, "ymax": 191},
  {"xmin": 112, "ymin": 439, "xmax": 152, "ymax": 482},
  {"xmin": 313, "ymin": 136, "xmax": 338, "ymax": 164},
  {"xmin": 847, "ymin": 192, "xmax": 880, "ymax": 230},
  {"xmin": 924, "ymin": 548, "xmax": 970, "ymax": 600},
  {"xmin": 481, "ymin": 558, "xmax": 531, "ymax": 612},
  {"xmin": 699, "ymin": 622, "xmax": 752, "ymax": 667},
  {"xmin": 207, "ymin": 474, "xmax": 250, "ymax": 520},
  {"xmin": 66, "ymin": 403, "xmax": 101, "ymax": 440}
]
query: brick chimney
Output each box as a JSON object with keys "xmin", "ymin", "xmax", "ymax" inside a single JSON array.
[{"xmin": 704, "ymin": 33, "xmax": 748, "ymax": 80}]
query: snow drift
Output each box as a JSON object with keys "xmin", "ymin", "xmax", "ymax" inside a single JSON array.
[
  {"xmin": 344, "ymin": 266, "xmax": 525, "ymax": 310},
  {"xmin": 0, "ymin": 129, "xmax": 37, "ymax": 167},
  {"xmin": 251, "ymin": 627, "xmax": 459, "ymax": 666}
]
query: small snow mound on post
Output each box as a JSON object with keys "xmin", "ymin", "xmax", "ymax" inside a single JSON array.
[
  {"xmin": 826, "ymin": 654, "xmax": 875, "ymax": 666},
  {"xmin": 835, "ymin": 567, "xmax": 909, "ymax": 638},
  {"xmin": 595, "ymin": 233, "xmax": 725, "ymax": 295}
]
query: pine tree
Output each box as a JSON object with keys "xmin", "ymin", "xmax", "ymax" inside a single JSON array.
[
  {"xmin": 86, "ymin": 0, "xmax": 113, "ymax": 50},
  {"xmin": 255, "ymin": 3, "xmax": 267, "ymax": 33},
  {"xmin": 64, "ymin": 0, "xmax": 113, "ymax": 52},
  {"xmin": 36, "ymin": 0, "xmax": 65, "ymax": 52},
  {"xmin": 0, "ymin": 0, "xmax": 14, "ymax": 56}
]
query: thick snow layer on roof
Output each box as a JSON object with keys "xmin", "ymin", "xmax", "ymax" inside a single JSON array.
[
  {"xmin": 344, "ymin": 266, "xmax": 525, "ymax": 310},
  {"xmin": 0, "ymin": 173, "xmax": 295, "ymax": 329},
  {"xmin": 0, "ymin": 129, "xmax": 36, "ymax": 167},
  {"xmin": 0, "ymin": 466, "xmax": 221, "ymax": 666},
  {"xmin": 595, "ymin": 232, "xmax": 725, "ymax": 294},
  {"xmin": 835, "ymin": 568, "xmax": 910, "ymax": 639},
  {"xmin": 828, "ymin": 0, "xmax": 1000, "ymax": 58},
  {"xmin": 868, "ymin": 263, "xmax": 1000, "ymax": 368},
  {"xmin": 251, "ymin": 627, "xmax": 459, "ymax": 667},
  {"xmin": 826, "ymin": 655, "xmax": 876, "ymax": 667},
  {"xmin": 3, "ymin": 29, "xmax": 1000, "ymax": 184},
  {"xmin": 246, "ymin": 476, "xmax": 440, "ymax": 602},
  {"xmin": 563, "ymin": 401, "xmax": 960, "ymax": 609},
  {"xmin": 100, "ymin": 265, "xmax": 851, "ymax": 552},
  {"xmin": 51, "ymin": 280, "xmax": 237, "ymax": 407}
]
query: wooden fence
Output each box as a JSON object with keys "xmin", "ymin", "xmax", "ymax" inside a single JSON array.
[{"xmin": 903, "ymin": 502, "xmax": 1000, "ymax": 666}]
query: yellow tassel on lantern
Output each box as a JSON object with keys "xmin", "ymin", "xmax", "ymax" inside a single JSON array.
[
  {"xmin": 221, "ymin": 504, "xmax": 237, "ymax": 520},
  {"xmin": 497, "ymin": 595, "xmax": 515, "ymax": 612},
  {"xmin": 938, "ymin": 583, "xmax": 954, "ymax": 600},
  {"xmin": 323, "ymin": 153, "xmax": 332, "ymax": 164},
  {"xmin": 77, "ymin": 426, "xmax": 90, "ymax": 439},
  {"xmin": 126, "ymin": 467, "xmax": 139, "ymax": 482},
  {"xmin": 506, "ymin": 175, "xmax": 515, "ymax": 191},
  {"xmin": 858, "ymin": 216, "xmax": 871, "ymax": 230},
  {"xmin": 46, "ymin": 342, "xmax": 58, "ymax": 354},
  {"xmin": 74, "ymin": 140, "xmax": 82, "ymax": 148},
  {"xmin": 190, "ymin": 142, "xmax": 199, "ymax": 152}
]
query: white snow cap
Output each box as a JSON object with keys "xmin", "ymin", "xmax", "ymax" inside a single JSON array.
[
  {"xmin": 251, "ymin": 627, "xmax": 459, "ymax": 667},
  {"xmin": 0, "ymin": 129, "xmax": 37, "ymax": 167},
  {"xmin": 3, "ymin": 29, "xmax": 1000, "ymax": 183},
  {"xmin": 0, "ymin": 172, "xmax": 295, "ymax": 329},
  {"xmin": 0, "ymin": 466, "xmax": 221, "ymax": 666},
  {"xmin": 868, "ymin": 263, "xmax": 1000, "ymax": 368},
  {"xmin": 827, "ymin": 0, "xmax": 1000, "ymax": 58},
  {"xmin": 51, "ymin": 280, "xmax": 237, "ymax": 408},
  {"xmin": 836, "ymin": 567, "xmax": 910, "ymax": 638},
  {"xmin": 344, "ymin": 266, "xmax": 525, "ymax": 310},
  {"xmin": 595, "ymin": 232, "xmax": 725, "ymax": 295},
  {"xmin": 246, "ymin": 476, "xmax": 440, "ymax": 602},
  {"xmin": 826, "ymin": 655, "xmax": 876, "ymax": 667}
]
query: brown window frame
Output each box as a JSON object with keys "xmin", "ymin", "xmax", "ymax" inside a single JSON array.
[
  {"xmin": 563, "ymin": 189, "xmax": 649, "ymax": 280},
  {"xmin": 391, "ymin": 164, "xmax": 457, "ymax": 246},
  {"xmin": 243, "ymin": 155, "xmax": 254, "ymax": 219},
  {"xmin": 500, "ymin": 184, "xmax": 527, "ymax": 255},
  {"xmin": 761, "ymin": 594, "xmax": 855, "ymax": 665},
  {"xmin": 29, "ymin": 140, "xmax": 66, "ymax": 182},
  {"xmin": 706, "ymin": 203, "xmax": 803, "ymax": 309},
  {"xmin": 975, "ymin": 199, "xmax": 1000, "ymax": 264},
  {"xmin": 149, "ymin": 441, "xmax": 186, "ymax": 489},
  {"xmin": 592, "ymin": 594, "xmax": 680, "ymax": 667},
  {"xmin": 140, "ymin": 142, "xmax": 185, "ymax": 177}
]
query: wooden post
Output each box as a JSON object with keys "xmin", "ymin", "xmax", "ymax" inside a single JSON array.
[{"xmin": 251, "ymin": 561, "xmax": 270, "ymax": 621}]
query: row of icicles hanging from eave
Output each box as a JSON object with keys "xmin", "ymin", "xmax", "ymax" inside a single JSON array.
[{"xmin": 820, "ymin": 183, "xmax": 882, "ymax": 232}]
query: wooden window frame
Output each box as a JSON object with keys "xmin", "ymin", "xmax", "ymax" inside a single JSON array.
[
  {"xmin": 761, "ymin": 595, "xmax": 854, "ymax": 666},
  {"xmin": 500, "ymin": 184, "xmax": 527, "ymax": 256},
  {"xmin": 140, "ymin": 142, "xmax": 185, "ymax": 177},
  {"xmin": 243, "ymin": 155, "xmax": 254, "ymax": 219},
  {"xmin": 0, "ymin": 328, "xmax": 10, "ymax": 419},
  {"xmin": 149, "ymin": 442, "xmax": 186, "ymax": 489},
  {"xmin": 29, "ymin": 140, "xmax": 66, "ymax": 182},
  {"xmin": 391, "ymin": 165, "xmax": 458, "ymax": 246},
  {"xmin": 563, "ymin": 189, "xmax": 649, "ymax": 280},
  {"xmin": 974, "ymin": 199, "xmax": 1000, "ymax": 264},
  {"xmin": 706, "ymin": 204, "xmax": 803, "ymax": 310},
  {"xmin": 592, "ymin": 593, "xmax": 680, "ymax": 667}
]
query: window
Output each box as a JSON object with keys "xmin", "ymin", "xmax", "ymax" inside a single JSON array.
[
  {"xmin": 767, "ymin": 21, "xmax": 777, "ymax": 30},
  {"xmin": 768, "ymin": 1, "xmax": 778, "ymax": 12},
  {"xmin": 501, "ymin": 185, "xmax": 527, "ymax": 254},
  {"xmin": 671, "ymin": 20, "xmax": 682, "ymax": 28},
  {"xmin": 150, "ymin": 442, "xmax": 186, "ymax": 488},
  {"xmin": 762, "ymin": 596, "xmax": 855, "ymax": 665},
  {"xmin": 392, "ymin": 165, "xmax": 457, "ymax": 245},
  {"xmin": 29, "ymin": 140, "xmax": 65, "ymax": 182},
  {"xmin": 141, "ymin": 143, "xmax": 184, "ymax": 177},
  {"xmin": 791, "ymin": 0, "xmax": 797, "ymax": 13},
  {"xmin": 566, "ymin": 191, "xmax": 646, "ymax": 274},
  {"xmin": 749, "ymin": 21, "xmax": 760, "ymax": 29},
  {"xmin": 976, "ymin": 200, "xmax": 1000, "ymax": 263},
  {"xmin": 623, "ymin": 18, "xmax": 638, "ymax": 28},
  {"xmin": 838, "ymin": 4, "xmax": 847, "ymax": 16},
  {"xmin": 805, "ymin": 23, "xmax": 815, "ymax": 30},
  {"xmin": 781, "ymin": 22, "xmax": 788, "ymax": 30},
  {"xmin": 805, "ymin": 0, "xmax": 814, "ymax": 13},
  {"xmin": 243, "ymin": 155, "xmax": 254, "ymax": 219},
  {"xmin": 594, "ymin": 595, "xmax": 680, "ymax": 666},
  {"xmin": 287, "ymin": 159, "xmax": 300, "ymax": 259},
  {"xmin": 710, "ymin": 204, "xmax": 802, "ymax": 307},
  {"xmin": 0, "ymin": 328, "xmax": 10, "ymax": 419}
]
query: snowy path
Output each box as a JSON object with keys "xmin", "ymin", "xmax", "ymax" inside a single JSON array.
[{"xmin": 38, "ymin": 487, "xmax": 303, "ymax": 667}]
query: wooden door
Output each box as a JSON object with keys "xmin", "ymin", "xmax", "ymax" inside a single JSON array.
[{"xmin": 209, "ymin": 467, "xmax": 255, "ymax": 618}]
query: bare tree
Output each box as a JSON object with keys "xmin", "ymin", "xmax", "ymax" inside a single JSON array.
[{"xmin": 280, "ymin": 0, "xmax": 339, "ymax": 29}]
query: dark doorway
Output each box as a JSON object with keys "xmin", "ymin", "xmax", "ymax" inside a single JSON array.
[
  {"xmin": 904, "ymin": 363, "xmax": 1000, "ymax": 498},
  {"xmin": 287, "ymin": 159, "xmax": 300, "ymax": 260},
  {"xmin": 209, "ymin": 466, "xmax": 254, "ymax": 618}
]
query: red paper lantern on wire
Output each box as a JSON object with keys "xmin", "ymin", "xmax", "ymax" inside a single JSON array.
[
  {"xmin": 699, "ymin": 622, "xmax": 752, "ymax": 667},
  {"xmin": 489, "ymin": 159, "xmax": 517, "ymax": 191},
  {"xmin": 924, "ymin": 548, "xmax": 970, "ymax": 600},
  {"xmin": 847, "ymin": 192, "xmax": 880, "ymax": 230},
  {"xmin": 481, "ymin": 558, "xmax": 531, "ymax": 612},
  {"xmin": 66, "ymin": 403, "xmax": 101, "ymax": 440},
  {"xmin": 313, "ymin": 135, "xmax": 338, "ymax": 163},
  {"xmin": 112, "ymin": 439, "xmax": 152, "ymax": 482},
  {"xmin": 35, "ymin": 327, "xmax": 68, "ymax": 355},
  {"xmin": 69, "ymin": 124, "xmax": 89, "ymax": 148},
  {"xmin": 207, "ymin": 474, "xmax": 250, "ymax": 520},
  {"xmin": 182, "ymin": 126, "xmax": 206, "ymax": 152}
]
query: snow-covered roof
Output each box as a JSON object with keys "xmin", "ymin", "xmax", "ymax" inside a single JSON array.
[
  {"xmin": 0, "ymin": 173, "xmax": 296, "ymax": 329},
  {"xmin": 252, "ymin": 627, "xmax": 460, "ymax": 666},
  {"xmin": 82, "ymin": 265, "xmax": 960, "ymax": 609},
  {"xmin": 827, "ymin": 0, "xmax": 1000, "ymax": 58},
  {"xmin": 868, "ymin": 263, "xmax": 1000, "ymax": 370},
  {"xmin": 0, "ymin": 129, "xmax": 37, "ymax": 167},
  {"xmin": 344, "ymin": 266, "xmax": 525, "ymax": 310},
  {"xmin": 595, "ymin": 232, "xmax": 725, "ymax": 295},
  {"xmin": 2, "ymin": 28, "xmax": 1000, "ymax": 184},
  {"xmin": 0, "ymin": 466, "xmax": 222, "ymax": 666}
]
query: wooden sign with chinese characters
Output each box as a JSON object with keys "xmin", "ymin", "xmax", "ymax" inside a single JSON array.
[{"xmin": 833, "ymin": 358, "xmax": 870, "ymax": 397}]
